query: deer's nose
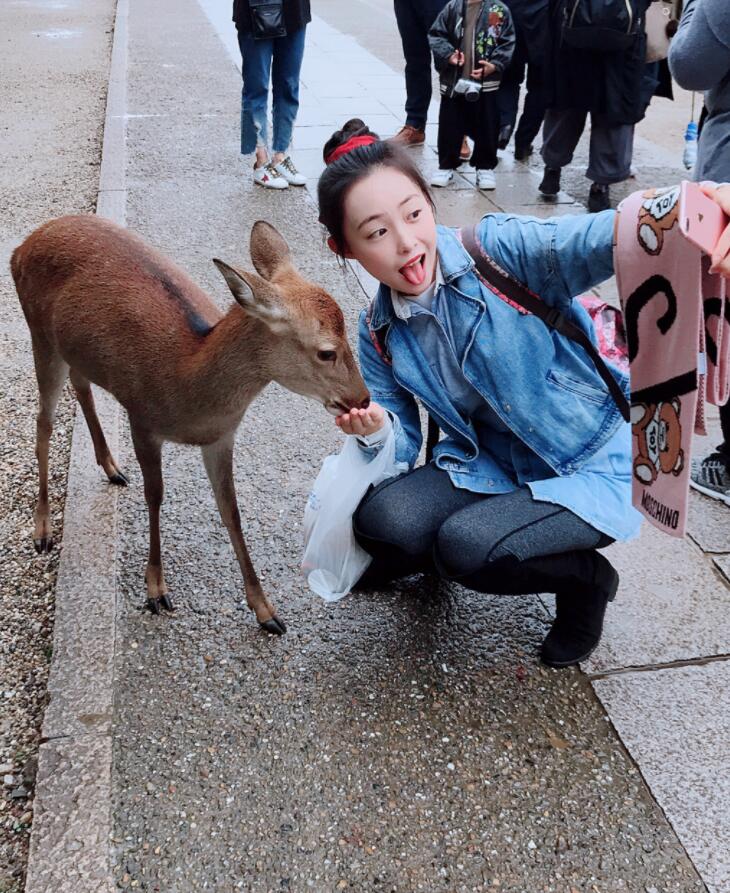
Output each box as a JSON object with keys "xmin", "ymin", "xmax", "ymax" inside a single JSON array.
[{"xmin": 359, "ymin": 396, "xmax": 370, "ymax": 410}]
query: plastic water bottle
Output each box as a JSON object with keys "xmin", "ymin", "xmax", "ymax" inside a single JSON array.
[{"xmin": 683, "ymin": 121, "xmax": 698, "ymax": 170}]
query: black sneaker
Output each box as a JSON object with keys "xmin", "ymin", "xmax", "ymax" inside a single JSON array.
[
  {"xmin": 497, "ymin": 124, "xmax": 513, "ymax": 150},
  {"xmin": 690, "ymin": 451, "xmax": 730, "ymax": 505},
  {"xmin": 588, "ymin": 182, "xmax": 610, "ymax": 213},
  {"xmin": 541, "ymin": 553, "xmax": 619, "ymax": 668},
  {"xmin": 539, "ymin": 166, "xmax": 561, "ymax": 196},
  {"xmin": 514, "ymin": 144, "xmax": 533, "ymax": 161}
]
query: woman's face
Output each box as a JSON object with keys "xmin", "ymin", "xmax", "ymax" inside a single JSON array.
[{"xmin": 341, "ymin": 167, "xmax": 437, "ymax": 295}]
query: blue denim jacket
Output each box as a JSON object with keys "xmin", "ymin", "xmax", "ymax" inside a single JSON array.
[{"xmin": 357, "ymin": 211, "xmax": 642, "ymax": 541}]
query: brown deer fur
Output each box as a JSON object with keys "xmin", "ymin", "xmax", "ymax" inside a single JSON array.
[{"xmin": 11, "ymin": 215, "xmax": 369, "ymax": 634}]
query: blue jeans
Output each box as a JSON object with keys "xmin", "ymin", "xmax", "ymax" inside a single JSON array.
[{"xmin": 237, "ymin": 27, "xmax": 306, "ymax": 155}]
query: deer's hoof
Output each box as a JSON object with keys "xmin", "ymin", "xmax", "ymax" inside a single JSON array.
[
  {"xmin": 109, "ymin": 471, "xmax": 129, "ymax": 487},
  {"xmin": 160, "ymin": 594, "xmax": 176, "ymax": 612},
  {"xmin": 145, "ymin": 597, "xmax": 161, "ymax": 615},
  {"xmin": 33, "ymin": 537, "xmax": 54, "ymax": 555},
  {"xmin": 260, "ymin": 616, "xmax": 287, "ymax": 636}
]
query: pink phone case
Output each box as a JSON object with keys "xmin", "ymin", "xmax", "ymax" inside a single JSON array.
[{"xmin": 679, "ymin": 180, "xmax": 728, "ymax": 256}]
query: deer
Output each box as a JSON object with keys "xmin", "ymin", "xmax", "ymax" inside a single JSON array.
[{"xmin": 11, "ymin": 215, "xmax": 370, "ymax": 635}]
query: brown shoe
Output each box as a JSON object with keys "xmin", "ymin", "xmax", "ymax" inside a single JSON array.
[
  {"xmin": 459, "ymin": 136, "xmax": 471, "ymax": 162},
  {"xmin": 390, "ymin": 124, "xmax": 426, "ymax": 147}
]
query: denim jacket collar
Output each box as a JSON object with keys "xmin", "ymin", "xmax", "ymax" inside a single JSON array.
[{"xmin": 368, "ymin": 225, "xmax": 477, "ymax": 331}]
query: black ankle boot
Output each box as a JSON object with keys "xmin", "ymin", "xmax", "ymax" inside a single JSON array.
[
  {"xmin": 497, "ymin": 124, "xmax": 513, "ymax": 150},
  {"xmin": 587, "ymin": 183, "xmax": 610, "ymax": 213},
  {"xmin": 539, "ymin": 551, "xmax": 619, "ymax": 667},
  {"xmin": 539, "ymin": 166, "xmax": 561, "ymax": 196}
]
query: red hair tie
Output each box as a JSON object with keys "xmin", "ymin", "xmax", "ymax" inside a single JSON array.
[{"xmin": 325, "ymin": 134, "xmax": 378, "ymax": 165}]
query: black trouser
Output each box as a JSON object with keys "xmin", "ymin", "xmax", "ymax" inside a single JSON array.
[
  {"xmin": 495, "ymin": 24, "xmax": 547, "ymax": 150},
  {"xmin": 393, "ymin": 0, "xmax": 449, "ymax": 130},
  {"xmin": 438, "ymin": 91, "xmax": 499, "ymax": 170},
  {"xmin": 353, "ymin": 463, "xmax": 613, "ymax": 593},
  {"xmin": 540, "ymin": 108, "xmax": 634, "ymax": 185}
]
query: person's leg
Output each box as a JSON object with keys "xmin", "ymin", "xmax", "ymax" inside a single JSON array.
[
  {"xmin": 495, "ymin": 30, "xmax": 527, "ymax": 145},
  {"xmin": 434, "ymin": 487, "xmax": 617, "ymax": 666},
  {"xmin": 434, "ymin": 487, "xmax": 605, "ymax": 579},
  {"xmin": 393, "ymin": 0, "xmax": 436, "ymax": 132},
  {"xmin": 270, "ymin": 26, "xmax": 306, "ymax": 160},
  {"xmin": 539, "ymin": 107, "xmax": 587, "ymax": 195},
  {"xmin": 237, "ymin": 30, "xmax": 273, "ymax": 165},
  {"xmin": 513, "ymin": 60, "xmax": 546, "ymax": 157},
  {"xmin": 690, "ymin": 400, "xmax": 730, "ymax": 504},
  {"xmin": 540, "ymin": 107, "xmax": 586, "ymax": 171},
  {"xmin": 353, "ymin": 461, "xmax": 484, "ymax": 586},
  {"xmin": 470, "ymin": 92, "xmax": 499, "ymax": 172},
  {"xmin": 434, "ymin": 95, "xmax": 464, "ymax": 180},
  {"xmin": 585, "ymin": 115, "xmax": 634, "ymax": 212},
  {"xmin": 721, "ymin": 402, "xmax": 730, "ymax": 456},
  {"xmin": 513, "ymin": 5, "xmax": 549, "ymax": 157},
  {"xmin": 586, "ymin": 115, "xmax": 633, "ymax": 185}
]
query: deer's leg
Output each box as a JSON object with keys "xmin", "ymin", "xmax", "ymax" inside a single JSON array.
[
  {"xmin": 201, "ymin": 436, "xmax": 286, "ymax": 635},
  {"xmin": 30, "ymin": 338, "xmax": 69, "ymax": 554},
  {"xmin": 129, "ymin": 425, "xmax": 172, "ymax": 615},
  {"xmin": 69, "ymin": 368, "xmax": 128, "ymax": 486}
]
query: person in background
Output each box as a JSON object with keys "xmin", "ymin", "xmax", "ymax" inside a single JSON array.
[
  {"xmin": 428, "ymin": 0, "xmax": 515, "ymax": 190},
  {"xmin": 670, "ymin": 0, "xmax": 730, "ymax": 505},
  {"xmin": 233, "ymin": 0, "xmax": 310, "ymax": 189},
  {"xmin": 495, "ymin": 0, "xmax": 549, "ymax": 161},
  {"xmin": 538, "ymin": 0, "xmax": 653, "ymax": 212},
  {"xmin": 391, "ymin": 0, "xmax": 454, "ymax": 150}
]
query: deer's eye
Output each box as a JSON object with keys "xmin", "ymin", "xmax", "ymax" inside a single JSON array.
[{"xmin": 317, "ymin": 350, "xmax": 337, "ymax": 362}]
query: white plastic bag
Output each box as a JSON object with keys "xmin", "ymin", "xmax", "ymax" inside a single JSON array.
[{"xmin": 301, "ymin": 427, "xmax": 407, "ymax": 602}]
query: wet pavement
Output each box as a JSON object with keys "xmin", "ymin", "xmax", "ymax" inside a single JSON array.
[
  {"xmin": 102, "ymin": 0, "xmax": 729, "ymax": 891},
  {"xmin": 0, "ymin": 1, "xmax": 115, "ymax": 890}
]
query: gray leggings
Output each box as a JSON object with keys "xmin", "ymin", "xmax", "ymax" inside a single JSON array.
[{"xmin": 353, "ymin": 462, "xmax": 612, "ymax": 590}]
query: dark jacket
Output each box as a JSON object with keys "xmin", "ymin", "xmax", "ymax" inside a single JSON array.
[
  {"xmin": 233, "ymin": 0, "xmax": 311, "ymax": 35},
  {"xmin": 545, "ymin": 0, "xmax": 653, "ymax": 125},
  {"xmin": 429, "ymin": 0, "xmax": 516, "ymax": 97}
]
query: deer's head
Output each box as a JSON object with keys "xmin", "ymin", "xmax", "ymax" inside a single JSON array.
[{"xmin": 214, "ymin": 221, "xmax": 369, "ymax": 415}]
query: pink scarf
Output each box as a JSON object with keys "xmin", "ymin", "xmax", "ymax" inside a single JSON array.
[{"xmin": 615, "ymin": 186, "xmax": 730, "ymax": 537}]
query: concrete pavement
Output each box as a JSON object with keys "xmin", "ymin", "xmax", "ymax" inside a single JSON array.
[
  {"xmin": 10, "ymin": 0, "xmax": 729, "ymax": 890},
  {"xmin": 108, "ymin": 0, "xmax": 724, "ymax": 891}
]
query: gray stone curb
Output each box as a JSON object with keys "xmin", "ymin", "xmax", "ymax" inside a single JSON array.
[{"xmin": 24, "ymin": 0, "xmax": 128, "ymax": 888}]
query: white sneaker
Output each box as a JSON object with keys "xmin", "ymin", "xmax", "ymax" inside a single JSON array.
[
  {"xmin": 273, "ymin": 156, "xmax": 306, "ymax": 186},
  {"xmin": 253, "ymin": 162, "xmax": 288, "ymax": 190},
  {"xmin": 476, "ymin": 169, "xmax": 496, "ymax": 190},
  {"xmin": 430, "ymin": 169, "xmax": 454, "ymax": 187}
]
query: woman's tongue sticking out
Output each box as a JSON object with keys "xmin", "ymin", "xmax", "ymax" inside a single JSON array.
[{"xmin": 400, "ymin": 254, "xmax": 426, "ymax": 287}]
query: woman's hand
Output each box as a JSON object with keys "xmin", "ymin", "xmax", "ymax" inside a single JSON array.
[
  {"xmin": 448, "ymin": 50, "xmax": 465, "ymax": 66},
  {"xmin": 336, "ymin": 401, "xmax": 386, "ymax": 437},
  {"xmin": 700, "ymin": 182, "xmax": 730, "ymax": 276}
]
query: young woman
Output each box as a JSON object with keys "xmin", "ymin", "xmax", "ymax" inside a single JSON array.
[{"xmin": 317, "ymin": 119, "xmax": 730, "ymax": 667}]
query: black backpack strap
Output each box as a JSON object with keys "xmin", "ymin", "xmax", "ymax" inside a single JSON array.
[
  {"xmin": 461, "ymin": 225, "xmax": 630, "ymax": 422},
  {"xmin": 425, "ymin": 415, "xmax": 440, "ymax": 463}
]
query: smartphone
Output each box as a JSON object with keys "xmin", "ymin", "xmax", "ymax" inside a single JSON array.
[{"xmin": 679, "ymin": 180, "xmax": 728, "ymax": 256}]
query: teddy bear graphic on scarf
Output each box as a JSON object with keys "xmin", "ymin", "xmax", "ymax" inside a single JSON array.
[{"xmin": 616, "ymin": 185, "xmax": 729, "ymax": 537}]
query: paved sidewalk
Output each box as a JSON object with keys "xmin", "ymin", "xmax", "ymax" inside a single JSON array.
[
  {"xmin": 87, "ymin": 1, "xmax": 728, "ymax": 891},
  {"xmin": 0, "ymin": 2, "xmax": 116, "ymax": 890}
]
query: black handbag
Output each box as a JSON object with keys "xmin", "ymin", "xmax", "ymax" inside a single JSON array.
[{"xmin": 249, "ymin": 0, "xmax": 286, "ymax": 39}]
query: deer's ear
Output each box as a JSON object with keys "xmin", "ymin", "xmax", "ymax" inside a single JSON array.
[
  {"xmin": 213, "ymin": 259, "xmax": 289, "ymax": 330},
  {"xmin": 249, "ymin": 220, "xmax": 292, "ymax": 280}
]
